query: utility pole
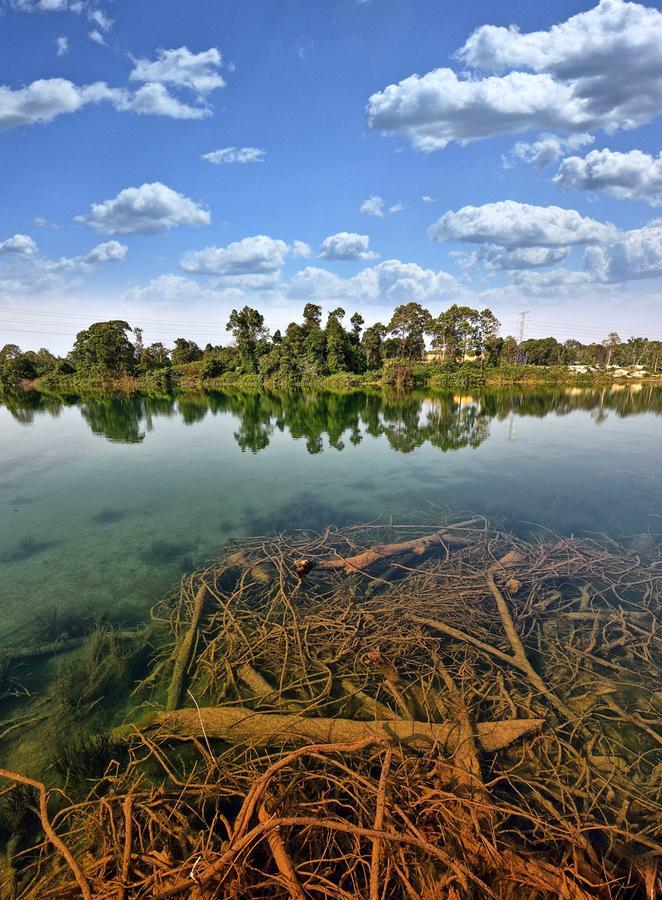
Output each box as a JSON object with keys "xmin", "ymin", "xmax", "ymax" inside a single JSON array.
[{"xmin": 515, "ymin": 311, "xmax": 529, "ymax": 364}]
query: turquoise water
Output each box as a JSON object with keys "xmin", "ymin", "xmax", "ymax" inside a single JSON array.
[{"xmin": 1, "ymin": 385, "xmax": 661, "ymax": 643}]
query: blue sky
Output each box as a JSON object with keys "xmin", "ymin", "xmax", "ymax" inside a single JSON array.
[{"xmin": 1, "ymin": 0, "xmax": 661, "ymax": 353}]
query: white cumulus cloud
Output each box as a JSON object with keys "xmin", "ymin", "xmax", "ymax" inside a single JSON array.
[
  {"xmin": 119, "ymin": 83, "xmax": 210, "ymax": 119},
  {"xmin": 88, "ymin": 8, "xmax": 111, "ymax": 31},
  {"xmin": 180, "ymin": 236, "xmax": 300, "ymax": 276},
  {"xmin": 430, "ymin": 200, "xmax": 616, "ymax": 248},
  {"xmin": 359, "ymin": 195, "xmax": 402, "ymax": 217},
  {"xmin": 360, "ymin": 195, "xmax": 385, "ymax": 217},
  {"xmin": 0, "ymin": 234, "xmax": 39, "ymax": 255},
  {"xmin": 291, "ymin": 240, "xmax": 311, "ymax": 258},
  {"xmin": 318, "ymin": 232, "xmax": 379, "ymax": 261},
  {"xmin": 0, "ymin": 77, "xmax": 212, "ymax": 130},
  {"xmin": 129, "ymin": 47, "xmax": 224, "ymax": 95},
  {"xmin": 367, "ymin": 1, "xmax": 662, "ymax": 151},
  {"xmin": 584, "ymin": 220, "xmax": 662, "ymax": 281},
  {"xmin": 289, "ymin": 259, "xmax": 459, "ymax": 305},
  {"xmin": 123, "ymin": 274, "xmax": 245, "ymax": 306},
  {"xmin": 0, "ymin": 234, "xmax": 126, "ymax": 295},
  {"xmin": 554, "ymin": 148, "xmax": 662, "ymax": 206},
  {"xmin": 82, "ymin": 240, "xmax": 127, "ymax": 263},
  {"xmin": 55, "ymin": 36, "xmax": 69, "ymax": 56},
  {"xmin": 202, "ymin": 147, "xmax": 266, "ymax": 165},
  {"xmin": 11, "ymin": 0, "xmax": 82, "ymax": 11},
  {"xmin": 76, "ymin": 183, "xmax": 210, "ymax": 235},
  {"xmin": 504, "ymin": 132, "xmax": 593, "ymax": 169},
  {"xmin": 463, "ymin": 245, "xmax": 571, "ymax": 271}
]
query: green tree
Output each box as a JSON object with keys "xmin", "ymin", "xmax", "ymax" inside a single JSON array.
[
  {"xmin": 226, "ymin": 306, "xmax": 268, "ymax": 373},
  {"xmin": 0, "ymin": 344, "xmax": 37, "ymax": 386},
  {"xmin": 350, "ymin": 312, "xmax": 364, "ymax": 344},
  {"xmin": 302, "ymin": 303, "xmax": 323, "ymax": 331},
  {"xmin": 520, "ymin": 337, "xmax": 564, "ymax": 366},
  {"xmin": 139, "ymin": 342, "xmax": 170, "ymax": 370},
  {"xmin": 431, "ymin": 305, "xmax": 478, "ymax": 362},
  {"xmin": 325, "ymin": 308, "xmax": 352, "ymax": 373},
  {"xmin": 473, "ymin": 309, "xmax": 501, "ymax": 358},
  {"xmin": 300, "ymin": 303, "xmax": 326, "ymax": 375},
  {"xmin": 171, "ymin": 338, "xmax": 203, "ymax": 365},
  {"xmin": 387, "ymin": 302, "xmax": 432, "ymax": 360},
  {"xmin": 361, "ymin": 323, "xmax": 387, "ymax": 370},
  {"xmin": 72, "ymin": 321, "xmax": 136, "ymax": 375}
]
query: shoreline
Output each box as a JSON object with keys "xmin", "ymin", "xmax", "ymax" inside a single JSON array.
[{"xmin": 17, "ymin": 362, "xmax": 662, "ymax": 399}]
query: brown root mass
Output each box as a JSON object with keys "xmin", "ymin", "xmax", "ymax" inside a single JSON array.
[{"xmin": 1, "ymin": 514, "xmax": 661, "ymax": 898}]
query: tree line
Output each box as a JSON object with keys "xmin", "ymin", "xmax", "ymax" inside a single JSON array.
[{"xmin": 1, "ymin": 301, "xmax": 660, "ymax": 388}]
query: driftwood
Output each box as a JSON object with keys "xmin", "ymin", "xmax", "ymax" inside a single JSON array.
[
  {"xmin": 144, "ymin": 706, "xmax": 543, "ymax": 753},
  {"xmin": 295, "ymin": 516, "xmax": 482, "ymax": 575},
  {"xmin": 166, "ymin": 583, "xmax": 207, "ymax": 711}
]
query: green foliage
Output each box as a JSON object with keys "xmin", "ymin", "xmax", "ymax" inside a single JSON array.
[
  {"xmin": 382, "ymin": 358, "xmax": 416, "ymax": 390},
  {"xmin": 387, "ymin": 302, "xmax": 433, "ymax": 360},
  {"xmin": 325, "ymin": 308, "xmax": 352, "ymax": 373},
  {"xmin": 140, "ymin": 366, "xmax": 175, "ymax": 391},
  {"xmin": 0, "ymin": 343, "xmax": 37, "ymax": 386},
  {"xmin": 171, "ymin": 338, "xmax": 203, "ymax": 365},
  {"xmin": 139, "ymin": 341, "xmax": 171, "ymax": 370},
  {"xmin": 52, "ymin": 628, "xmax": 132, "ymax": 718},
  {"xmin": 226, "ymin": 306, "xmax": 268, "ymax": 373},
  {"xmin": 361, "ymin": 322, "xmax": 387, "ymax": 370},
  {"xmin": 72, "ymin": 321, "xmax": 136, "ymax": 376},
  {"xmin": 431, "ymin": 305, "xmax": 501, "ymax": 362},
  {"xmin": 520, "ymin": 337, "xmax": 565, "ymax": 366}
]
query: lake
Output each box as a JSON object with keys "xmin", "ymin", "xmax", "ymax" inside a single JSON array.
[{"xmin": 1, "ymin": 384, "xmax": 661, "ymax": 644}]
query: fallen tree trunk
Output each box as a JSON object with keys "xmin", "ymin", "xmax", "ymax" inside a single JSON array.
[
  {"xmin": 166, "ymin": 583, "xmax": 208, "ymax": 711},
  {"xmin": 136, "ymin": 706, "xmax": 543, "ymax": 753},
  {"xmin": 295, "ymin": 517, "xmax": 483, "ymax": 576}
]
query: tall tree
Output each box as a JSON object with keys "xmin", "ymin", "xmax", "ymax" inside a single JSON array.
[
  {"xmin": 350, "ymin": 312, "xmax": 364, "ymax": 345},
  {"xmin": 325, "ymin": 308, "xmax": 351, "ymax": 373},
  {"xmin": 602, "ymin": 332, "xmax": 621, "ymax": 366},
  {"xmin": 361, "ymin": 323, "xmax": 387, "ymax": 370},
  {"xmin": 431, "ymin": 305, "xmax": 478, "ymax": 362},
  {"xmin": 301, "ymin": 303, "xmax": 326, "ymax": 374},
  {"xmin": 387, "ymin": 302, "xmax": 432, "ymax": 360},
  {"xmin": 302, "ymin": 303, "xmax": 323, "ymax": 331},
  {"xmin": 226, "ymin": 306, "xmax": 268, "ymax": 373},
  {"xmin": 474, "ymin": 309, "xmax": 501, "ymax": 358}
]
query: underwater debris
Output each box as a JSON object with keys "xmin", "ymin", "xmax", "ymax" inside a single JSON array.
[{"xmin": 0, "ymin": 516, "xmax": 660, "ymax": 898}]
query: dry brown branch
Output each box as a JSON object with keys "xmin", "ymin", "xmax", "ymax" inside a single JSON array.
[{"xmin": 0, "ymin": 768, "xmax": 92, "ymax": 900}]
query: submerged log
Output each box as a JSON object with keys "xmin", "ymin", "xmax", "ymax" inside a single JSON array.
[
  {"xmin": 295, "ymin": 517, "xmax": 483, "ymax": 576},
  {"xmin": 139, "ymin": 706, "xmax": 543, "ymax": 753},
  {"xmin": 166, "ymin": 583, "xmax": 208, "ymax": 711}
]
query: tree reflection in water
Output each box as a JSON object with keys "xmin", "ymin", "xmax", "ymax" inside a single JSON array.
[{"xmin": 2, "ymin": 385, "xmax": 662, "ymax": 450}]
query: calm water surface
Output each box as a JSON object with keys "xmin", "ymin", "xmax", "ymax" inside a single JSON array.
[{"xmin": 1, "ymin": 385, "xmax": 661, "ymax": 643}]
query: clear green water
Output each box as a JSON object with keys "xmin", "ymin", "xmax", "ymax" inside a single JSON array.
[{"xmin": 1, "ymin": 385, "xmax": 661, "ymax": 644}]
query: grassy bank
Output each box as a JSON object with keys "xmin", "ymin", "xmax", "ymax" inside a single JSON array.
[{"xmin": 25, "ymin": 360, "xmax": 660, "ymax": 399}]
